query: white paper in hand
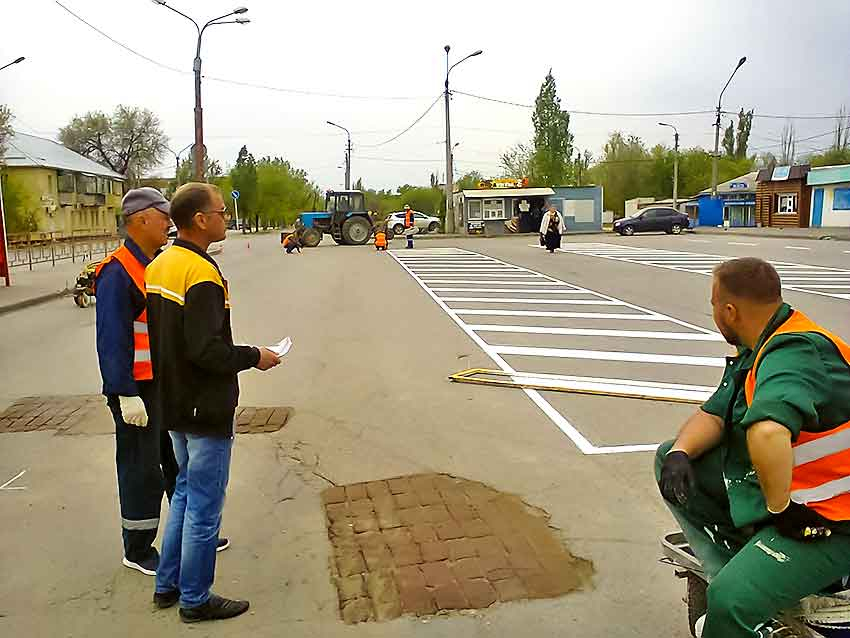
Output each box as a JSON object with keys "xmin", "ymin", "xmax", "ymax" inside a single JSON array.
[{"xmin": 268, "ymin": 337, "xmax": 292, "ymax": 358}]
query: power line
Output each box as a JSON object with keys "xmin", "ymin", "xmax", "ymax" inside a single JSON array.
[
  {"xmin": 725, "ymin": 110, "xmax": 850, "ymax": 121},
  {"xmin": 453, "ymin": 90, "xmax": 716, "ymax": 117},
  {"xmin": 358, "ymin": 95, "xmax": 443, "ymax": 148},
  {"xmin": 54, "ymin": 1, "xmax": 429, "ymax": 101}
]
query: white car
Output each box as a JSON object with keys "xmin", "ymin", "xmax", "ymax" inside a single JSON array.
[{"xmin": 386, "ymin": 211, "xmax": 441, "ymax": 235}]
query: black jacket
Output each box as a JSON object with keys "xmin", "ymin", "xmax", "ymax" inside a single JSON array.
[{"xmin": 145, "ymin": 239, "xmax": 259, "ymax": 437}]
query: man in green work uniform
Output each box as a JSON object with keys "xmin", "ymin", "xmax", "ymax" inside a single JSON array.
[{"xmin": 655, "ymin": 257, "xmax": 850, "ymax": 638}]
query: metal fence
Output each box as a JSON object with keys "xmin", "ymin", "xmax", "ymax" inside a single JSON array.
[{"xmin": 8, "ymin": 230, "xmax": 121, "ymax": 270}]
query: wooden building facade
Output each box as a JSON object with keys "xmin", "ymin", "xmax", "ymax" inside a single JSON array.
[{"xmin": 754, "ymin": 165, "xmax": 812, "ymax": 228}]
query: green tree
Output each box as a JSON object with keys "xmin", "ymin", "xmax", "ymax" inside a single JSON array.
[
  {"xmin": 587, "ymin": 132, "xmax": 650, "ymax": 214},
  {"xmin": 722, "ymin": 122, "xmax": 736, "ymax": 158},
  {"xmin": 531, "ymin": 70, "xmax": 574, "ymax": 185},
  {"xmin": 175, "ymin": 154, "xmax": 223, "ymax": 188},
  {"xmin": 58, "ymin": 105, "xmax": 169, "ymax": 182},
  {"xmin": 455, "ymin": 170, "xmax": 485, "ymax": 191},
  {"xmin": 253, "ymin": 156, "xmax": 322, "ymax": 227},
  {"xmin": 230, "ymin": 145, "xmax": 258, "ymax": 229},
  {"xmin": 809, "ymin": 148, "xmax": 850, "ymax": 167},
  {"xmin": 735, "ymin": 109, "xmax": 754, "ymax": 159},
  {"xmin": 574, "ymin": 149, "xmax": 593, "ymax": 186},
  {"xmin": 1, "ymin": 172, "xmax": 38, "ymax": 233}
]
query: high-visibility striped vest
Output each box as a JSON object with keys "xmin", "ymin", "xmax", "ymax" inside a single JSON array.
[
  {"xmin": 745, "ymin": 310, "xmax": 850, "ymax": 521},
  {"xmin": 405, "ymin": 210, "xmax": 414, "ymax": 228},
  {"xmin": 375, "ymin": 231, "xmax": 387, "ymax": 248},
  {"xmin": 95, "ymin": 245, "xmax": 153, "ymax": 381}
]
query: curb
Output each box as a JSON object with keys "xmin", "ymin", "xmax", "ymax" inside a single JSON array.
[
  {"xmin": 0, "ymin": 288, "xmax": 71, "ymax": 316},
  {"xmin": 693, "ymin": 228, "xmax": 850, "ymax": 242}
]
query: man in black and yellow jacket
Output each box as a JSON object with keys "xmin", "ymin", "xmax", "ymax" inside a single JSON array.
[{"xmin": 146, "ymin": 182, "xmax": 280, "ymax": 623}]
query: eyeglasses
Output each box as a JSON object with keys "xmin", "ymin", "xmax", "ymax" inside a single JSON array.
[{"xmin": 199, "ymin": 207, "xmax": 231, "ymax": 221}]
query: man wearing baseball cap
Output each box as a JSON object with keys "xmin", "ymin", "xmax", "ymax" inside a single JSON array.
[{"xmin": 95, "ymin": 187, "xmax": 175, "ymax": 575}]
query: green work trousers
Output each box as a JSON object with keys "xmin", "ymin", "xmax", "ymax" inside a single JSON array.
[{"xmin": 655, "ymin": 440, "xmax": 850, "ymax": 638}]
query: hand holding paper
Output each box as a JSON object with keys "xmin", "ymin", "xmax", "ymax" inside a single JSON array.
[{"xmin": 268, "ymin": 337, "xmax": 292, "ymax": 358}]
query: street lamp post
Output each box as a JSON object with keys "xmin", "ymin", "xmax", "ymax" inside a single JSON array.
[
  {"xmin": 170, "ymin": 142, "xmax": 194, "ymax": 183},
  {"xmin": 152, "ymin": 1, "xmax": 250, "ymax": 182},
  {"xmin": 711, "ymin": 56, "xmax": 746, "ymax": 198},
  {"xmin": 0, "ymin": 57, "xmax": 25, "ymax": 73},
  {"xmin": 658, "ymin": 123, "xmax": 679, "ymax": 209},
  {"xmin": 326, "ymin": 121, "xmax": 352, "ymax": 190},
  {"xmin": 443, "ymin": 45, "xmax": 482, "ymax": 234}
]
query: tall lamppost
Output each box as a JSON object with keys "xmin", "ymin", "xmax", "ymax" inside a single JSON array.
[
  {"xmin": 711, "ymin": 56, "xmax": 746, "ymax": 198},
  {"xmin": 326, "ymin": 121, "xmax": 352, "ymax": 190},
  {"xmin": 170, "ymin": 142, "xmax": 194, "ymax": 183},
  {"xmin": 443, "ymin": 45, "xmax": 482, "ymax": 234},
  {"xmin": 152, "ymin": 1, "xmax": 250, "ymax": 182},
  {"xmin": 0, "ymin": 57, "xmax": 25, "ymax": 72},
  {"xmin": 658, "ymin": 122, "xmax": 679, "ymax": 209}
]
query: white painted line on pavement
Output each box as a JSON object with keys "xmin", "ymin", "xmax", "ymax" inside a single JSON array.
[
  {"xmin": 729, "ymin": 242, "xmax": 759, "ymax": 246},
  {"xmin": 468, "ymin": 325, "xmax": 725, "ymax": 341},
  {"xmin": 0, "ymin": 470, "xmax": 27, "ymax": 491},
  {"xmin": 491, "ymin": 345, "xmax": 726, "ymax": 367},
  {"xmin": 439, "ymin": 297, "xmax": 623, "ymax": 306},
  {"xmin": 512, "ymin": 371, "xmax": 715, "ymax": 403},
  {"xmin": 686, "ymin": 239, "xmax": 712, "ymax": 243},
  {"xmin": 454, "ymin": 309, "xmax": 670, "ymax": 320},
  {"xmin": 786, "ymin": 246, "xmax": 811, "ymax": 250},
  {"xmin": 421, "ymin": 280, "xmax": 569, "ymax": 285},
  {"xmin": 431, "ymin": 288, "xmax": 588, "ymax": 294}
]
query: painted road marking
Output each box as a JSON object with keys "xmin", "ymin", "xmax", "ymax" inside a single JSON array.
[
  {"xmin": 550, "ymin": 242, "xmax": 850, "ymax": 301},
  {"xmin": 0, "ymin": 470, "xmax": 27, "ymax": 491},
  {"xmin": 729, "ymin": 242, "xmax": 759, "ymax": 246},
  {"xmin": 786, "ymin": 246, "xmax": 811, "ymax": 250},
  {"xmin": 391, "ymin": 247, "xmax": 725, "ymax": 455}
]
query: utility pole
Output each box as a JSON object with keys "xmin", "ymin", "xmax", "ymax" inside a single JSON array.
[
  {"xmin": 153, "ymin": 2, "xmax": 250, "ymax": 182},
  {"xmin": 327, "ymin": 121, "xmax": 352, "ymax": 190},
  {"xmin": 444, "ymin": 45, "xmax": 483, "ymax": 234},
  {"xmin": 711, "ymin": 56, "xmax": 746, "ymax": 198},
  {"xmin": 659, "ymin": 123, "xmax": 679, "ymax": 208}
]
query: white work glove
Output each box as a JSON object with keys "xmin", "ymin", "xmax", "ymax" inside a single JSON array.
[{"xmin": 119, "ymin": 395, "xmax": 148, "ymax": 427}]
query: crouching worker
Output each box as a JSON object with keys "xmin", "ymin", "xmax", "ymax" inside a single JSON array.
[
  {"xmin": 374, "ymin": 226, "xmax": 388, "ymax": 252},
  {"xmin": 282, "ymin": 232, "xmax": 302, "ymax": 254},
  {"xmin": 655, "ymin": 257, "xmax": 850, "ymax": 638}
]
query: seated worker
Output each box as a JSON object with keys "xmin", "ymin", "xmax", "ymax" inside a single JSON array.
[
  {"xmin": 282, "ymin": 232, "xmax": 301, "ymax": 254},
  {"xmin": 656, "ymin": 257, "xmax": 850, "ymax": 638},
  {"xmin": 374, "ymin": 226, "xmax": 388, "ymax": 252}
]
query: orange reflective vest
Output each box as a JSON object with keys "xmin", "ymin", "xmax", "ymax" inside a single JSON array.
[
  {"xmin": 404, "ymin": 210, "xmax": 414, "ymax": 228},
  {"xmin": 95, "ymin": 245, "xmax": 153, "ymax": 381},
  {"xmin": 745, "ymin": 310, "xmax": 850, "ymax": 521},
  {"xmin": 283, "ymin": 233, "xmax": 295, "ymax": 247},
  {"xmin": 375, "ymin": 231, "xmax": 387, "ymax": 248}
]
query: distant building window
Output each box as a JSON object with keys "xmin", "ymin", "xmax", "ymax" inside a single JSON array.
[
  {"xmin": 777, "ymin": 193, "xmax": 798, "ymax": 215},
  {"xmin": 834, "ymin": 188, "xmax": 850, "ymax": 211},
  {"xmin": 112, "ymin": 181, "xmax": 124, "ymax": 196},
  {"xmin": 58, "ymin": 173, "xmax": 75, "ymax": 193},
  {"xmin": 468, "ymin": 200, "xmax": 482, "ymax": 220},
  {"xmin": 482, "ymin": 198, "xmax": 505, "ymax": 220}
]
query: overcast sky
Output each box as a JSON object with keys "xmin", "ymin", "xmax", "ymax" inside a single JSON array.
[{"xmin": 2, "ymin": 0, "xmax": 849, "ymax": 191}]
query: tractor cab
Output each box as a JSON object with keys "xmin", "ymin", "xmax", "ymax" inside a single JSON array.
[{"xmin": 296, "ymin": 189, "xmax": 374, "ymax": 247}]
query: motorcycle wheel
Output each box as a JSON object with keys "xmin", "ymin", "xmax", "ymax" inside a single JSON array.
[{"xmin": 687, "ymin": 574, "xmax": 707, "ymax": 637}]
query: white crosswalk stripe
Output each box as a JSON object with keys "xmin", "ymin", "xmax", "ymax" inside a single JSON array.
[
  {"xmin": 390, "ymin": 247, "xmax": 728, "ymax": 455},
  {"xmin": 545, "ymin": 242, "xmax": 850, "ymax": 301}
]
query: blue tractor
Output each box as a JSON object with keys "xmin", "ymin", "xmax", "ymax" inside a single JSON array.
[{"xmin": 295, "ymin": 190, "xmax": 375, "ymax": 247}]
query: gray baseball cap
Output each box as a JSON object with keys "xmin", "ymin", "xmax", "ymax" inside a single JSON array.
[{"xmin": 121, "ymin": 187, "xmax": 171, "ymax": 216}]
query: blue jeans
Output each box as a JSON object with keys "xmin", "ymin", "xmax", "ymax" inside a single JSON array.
[{"xmin": 155, "ymin": 432, "xmax": 233, "ymax": 608}]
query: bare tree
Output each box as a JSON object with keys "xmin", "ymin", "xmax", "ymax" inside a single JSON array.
[
  {"xmin": 779, "ymin": 122, "xmax": 796, "ymax": 165},
  {"xmin": 833, "ymin": 106, "xmax": 850, "ymax": 151},
  {"xmin": 499, "ymin": 142, "xmax": 534, "ymax": 179},
  {"xmin": 59, "ymin": 105, "xmax": 169, "ymax": 182},
  {"xmin": 0, "ymin": 105, "xmax": 13, "ymax": 160}
]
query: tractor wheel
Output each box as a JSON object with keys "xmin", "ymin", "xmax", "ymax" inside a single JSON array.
[
  {"xmin": 342, "ymin": 216, "xmax": 372, "ymax": 245},
  {"xmin": 301, "ymin": 228, "xmax": 322, "ymax": 248}
]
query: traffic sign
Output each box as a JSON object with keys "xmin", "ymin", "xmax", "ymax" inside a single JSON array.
[{"xmin": 231, "ymin": 190, "xmax": 240, "ymax": 200}]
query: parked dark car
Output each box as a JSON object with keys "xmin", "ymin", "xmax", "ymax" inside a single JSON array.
[{"xmin": 613, "ymin": 207, "xmax": 690, "ymax": 236}]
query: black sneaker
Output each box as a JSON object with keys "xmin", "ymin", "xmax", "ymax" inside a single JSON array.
[
  {"xmin": 216, "ymin": 537, "xmax": 231, "ymax": 552},
  {"xmin": 122, "ymin": 549, "xmax": 159, "ymax": 576},
  {"xmin": 179, "ymin": 594, "xmax": 250, "ymax": 623},
  {"xmin": 153, "ymin": 589, "xmax": 180, "ymax": 609}
]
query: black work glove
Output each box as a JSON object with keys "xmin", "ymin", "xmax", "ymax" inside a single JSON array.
[
  {"xmin": 660, "ymin": 450, "xmax": 696, "ymax": 505},
  {"xmin": 772, "ymin": 502, "xmax": 833, "ymax": 541}
]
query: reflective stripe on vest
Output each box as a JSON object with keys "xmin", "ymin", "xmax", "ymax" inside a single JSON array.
[
  {"xmin": 375, "ymin": 232, "xmax": 387, "ymax": 247},
  {"xmin": 95, "ymin": 245, "xmax": 153, "ymax": 381},
  {"xmin": 405, "ymin": 211, "xmax": 414, "ymax": 227},
  {"xmin": 744, "ymin": 310, "xmax": 850, "ymax": 520}
]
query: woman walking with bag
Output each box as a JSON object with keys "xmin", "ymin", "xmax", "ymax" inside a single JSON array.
[{"xmin": 540, "ymin": 205, "xmax": 566, "ymax": 253}]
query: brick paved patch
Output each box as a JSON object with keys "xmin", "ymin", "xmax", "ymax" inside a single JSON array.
[
  {"xmin": 322, "ymin": 473, "xmax": 593, "ymax": 624},
  {"xmin": 0, "ymin": 396, "xmax": 292, "ymax": 435}
]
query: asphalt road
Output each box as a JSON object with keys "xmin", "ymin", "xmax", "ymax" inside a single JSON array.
[{"xmin": 0, "ymin": 230, "xmax": 847, "ymax": 637}]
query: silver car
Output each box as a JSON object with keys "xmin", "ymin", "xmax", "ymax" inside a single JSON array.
[{"xmin": 387, "ymin": 211, "xmax": 441, "ymax": 235}]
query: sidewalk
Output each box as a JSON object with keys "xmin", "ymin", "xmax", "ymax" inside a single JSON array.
[
  {"xmin": 0, "ymin": 259, "xmax": 84, "ymax": 315},
  {"xmin": 693, "ymin": 225, "xmax": 850, "ymax": 242}
]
